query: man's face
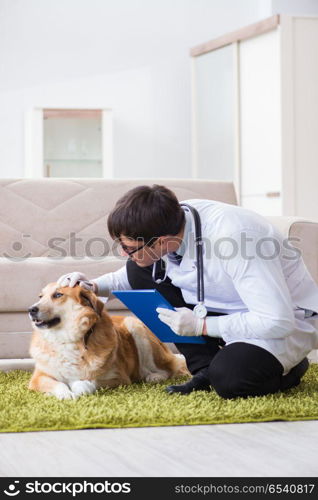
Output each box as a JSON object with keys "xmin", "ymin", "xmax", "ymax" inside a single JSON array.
[{"xmin": 119, "ymin": 235, "xmax": 164, "ymax": 267}]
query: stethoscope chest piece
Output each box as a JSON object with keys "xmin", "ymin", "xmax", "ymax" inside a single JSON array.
[{"xmin": 193, "ymin": 303, "xmax": 208, "ymax": 319}]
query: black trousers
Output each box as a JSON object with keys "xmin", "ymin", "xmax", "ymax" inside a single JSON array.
[{"xmin": 126, "ymin": 259, "xmax": 288, "ymax": 399}]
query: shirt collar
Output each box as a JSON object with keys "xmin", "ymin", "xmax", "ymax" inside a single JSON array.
[
  {"xmin": 175, "ymin": 208, "xmax": 192, "ymax": 256},
  {"xmin": 166, "ymin": 207, "xmax": 196, "ymax": 271}
]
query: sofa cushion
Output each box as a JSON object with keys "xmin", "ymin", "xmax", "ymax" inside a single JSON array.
[
  {"xmin": 0, "ymin": 178, "xmax": 237, "ymax": 259},
  {"xmin": 265, "ymin": 216, "xmax": 318, "ymax": 284},
  {"xmin": 0, "ymin": 256, "xmax": 128, "ymax": 312}
]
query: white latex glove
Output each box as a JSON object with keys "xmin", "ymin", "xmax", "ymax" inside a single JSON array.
[
  {"xmin": 156, "ymin": 307, "xmax": 204, "ymax": 336},
  {"xmin": 57, "ymin": 272, "xmax": 97, "ymax": 293}
]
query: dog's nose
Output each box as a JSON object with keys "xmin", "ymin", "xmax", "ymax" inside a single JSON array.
[{"xmin": 28, "ymin": 306, "xmax": 39, "ymax": 315}]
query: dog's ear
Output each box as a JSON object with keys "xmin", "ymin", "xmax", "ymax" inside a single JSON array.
[{"xmin": 79, "ymin": 289, "xmax": 104, "ymax": 316}]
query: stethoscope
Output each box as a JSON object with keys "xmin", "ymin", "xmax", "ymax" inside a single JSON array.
[{"xmin": 152, "ymin": 203, "xmax": 208, "ymax": 319}]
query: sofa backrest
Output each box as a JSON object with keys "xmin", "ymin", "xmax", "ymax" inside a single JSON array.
[{"xmin": 0, "ymin": 178, "xmax": 237, "ymax": 259}]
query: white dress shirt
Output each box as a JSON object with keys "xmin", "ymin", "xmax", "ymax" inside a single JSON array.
[{"xmin": 95, "ymin": 199, "xmax": 318, "ymax": 374}]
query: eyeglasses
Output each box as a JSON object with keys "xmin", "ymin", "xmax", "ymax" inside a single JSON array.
[{"xmin": 120, "ymin": 237, "xmax": 159, "ymax": 256}]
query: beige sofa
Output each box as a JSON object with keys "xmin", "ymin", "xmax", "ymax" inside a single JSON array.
[{"xmin": 1, "ymin": 178, "xmax": 317, "ymax": 370}]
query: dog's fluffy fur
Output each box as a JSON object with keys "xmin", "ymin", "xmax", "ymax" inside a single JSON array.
[{"xmin": 28, "ymin": 283, "xmax": 189, "ymax": 399}]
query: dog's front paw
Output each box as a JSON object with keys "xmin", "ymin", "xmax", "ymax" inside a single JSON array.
[
  {"xmin": 145, "ymin": 371, "xmax": 167, "ymax": 383},
  {"xmin": 70, "ymin": 380, "xmax": 96, "ymax": 397},
  {"xmin": 52, "ymin": 383, "xmax": 76, "ymax": 400}
]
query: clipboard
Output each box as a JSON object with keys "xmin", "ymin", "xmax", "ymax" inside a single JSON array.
[{"xmin": 112, "ymin": 289, "xmax": 206, "ymax": 344}]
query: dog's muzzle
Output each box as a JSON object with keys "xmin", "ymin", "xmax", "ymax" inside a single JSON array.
[{"xmin": 28, "ymin": 305, "xmax": 61, "ymax": 329}]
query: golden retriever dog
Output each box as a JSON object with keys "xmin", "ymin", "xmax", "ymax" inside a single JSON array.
[{"xmin": 28, "ymin": 283, "xmax": 189, "ymax": 399}]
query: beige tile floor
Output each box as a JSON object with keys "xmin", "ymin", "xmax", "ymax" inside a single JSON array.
[{"xmin": 0, "ymin": 421, "xmax": 318, "ymax": 477}]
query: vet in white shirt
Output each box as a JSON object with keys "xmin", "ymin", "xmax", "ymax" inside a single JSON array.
[{"xmin": 94, "ymin": 199, "xmax": 318, "ymax": 375}]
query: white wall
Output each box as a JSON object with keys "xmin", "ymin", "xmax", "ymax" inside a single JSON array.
[
  {"xmin": 271, "ymin": 0, "xmax": 318, "ymax": 15},
  {"xmin": 0, "ymin": 0, "xmax": 274, "ymax": 178}
]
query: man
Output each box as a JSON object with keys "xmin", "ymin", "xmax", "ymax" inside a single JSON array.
[{"xmin": 58, "ymin": 184, "xmax": 318, "ymax": 398}]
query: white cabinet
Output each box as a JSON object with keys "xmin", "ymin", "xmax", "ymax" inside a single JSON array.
[
  {"xmin": 43, "ymin": 109, "xmax": 103, "ymax": 178},
  {"xmin": 191, "ymin": 15, "xmax": 318, "ymax": 220},
  {"xmin": 25, "ymin": 108, "xmax": 113, "ymax": 179}
]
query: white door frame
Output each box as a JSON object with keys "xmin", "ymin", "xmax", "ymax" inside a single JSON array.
[{"xmin": 24, "ymin": 107, "xmax": 113, "ymax": 178}]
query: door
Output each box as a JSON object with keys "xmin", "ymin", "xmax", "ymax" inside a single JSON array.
[{"xmin": 239, "ymin": 28, "xmax": 282, "ymax": 215}]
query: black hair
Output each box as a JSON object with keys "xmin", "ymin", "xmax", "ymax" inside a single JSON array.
[{"xmin": 107, "ymin": 184, "xmax": 185, "ymax": 242}]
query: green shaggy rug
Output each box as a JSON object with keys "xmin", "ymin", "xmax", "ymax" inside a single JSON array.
[{"xmin": 1, "ymin": 367, "xmax": 318, "ymax": 433}]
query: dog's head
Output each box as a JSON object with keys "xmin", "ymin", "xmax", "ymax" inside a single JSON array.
[{"xmin": 28, "ymin": 283, "xmax": 104, "ymax": 339}]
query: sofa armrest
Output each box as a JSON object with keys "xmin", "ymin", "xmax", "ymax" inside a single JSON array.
[{"xmin": 265, "ymin": 216, "xmax": 318, "ymax": 284}]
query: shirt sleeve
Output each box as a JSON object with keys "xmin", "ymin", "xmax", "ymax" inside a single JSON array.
[
  {"xmin": 93, "ymin": 264, "xmax": 132, "ymax": 298},
  {"xmin": 205, "ymin": 229, "xmax": 296, "ymax": 341}
]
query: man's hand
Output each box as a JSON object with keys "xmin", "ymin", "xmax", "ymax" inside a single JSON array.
[
  {"xmin": 57, "ymin": 272, "xmax": 98, "ymax": 294},
  {"xmin": 156, "ymin": 307, "xmax": 204, "ymax": 336}
]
